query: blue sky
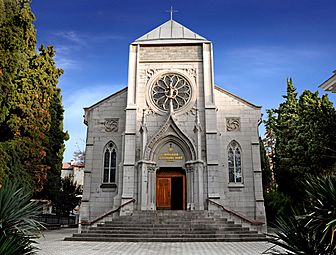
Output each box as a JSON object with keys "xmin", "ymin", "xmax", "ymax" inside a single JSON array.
[{"xmin": 31, "ymin": 0, "xmax": 336, "ymax": 162}]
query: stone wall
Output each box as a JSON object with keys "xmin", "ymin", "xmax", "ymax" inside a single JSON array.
[
  {"xmin": 214, "ymin": 87, "xmax": 262, "ymax": 218},
  {"xmin": 82, "ymin": 89, "xmax": 127, "ymax": 219},
  {"xmin": 139, "ymin": 45, "xmax": 202, "ymax": 62}
]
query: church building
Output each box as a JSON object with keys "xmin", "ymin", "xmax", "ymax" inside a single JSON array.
[{"xmin": 80, "ymin": 18, "xmax": 266, "ymax": 227}]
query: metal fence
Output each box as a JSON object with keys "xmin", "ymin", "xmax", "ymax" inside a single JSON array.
[{"xmin": 35, "ymin": 214, "xmax": 78, "ymax": 226}]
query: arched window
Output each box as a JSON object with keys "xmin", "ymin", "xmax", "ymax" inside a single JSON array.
[
  {"xmin": 103, "ymin": 142, "xmax": 117, "ymax": 183},
  {"xmin": 228, "ymin": 141, "xmax": 242, "ymax": 183}
]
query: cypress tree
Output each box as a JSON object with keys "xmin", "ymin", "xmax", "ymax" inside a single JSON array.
[
  {"xmin": 265, "ymin": 79, "xmax": 336, "ymax": 206},
  {"xmin": 0, "ymin": 0, "xmax": 66, "ymax": 192}
]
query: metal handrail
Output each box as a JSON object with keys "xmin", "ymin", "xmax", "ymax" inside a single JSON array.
[
  {"xmin": 80, "ymin": 198, "xmax": 136, "ymax": 226},
  {"xmin": 207, "ymin": 198, "xmax": 264, "ymax": 226}
]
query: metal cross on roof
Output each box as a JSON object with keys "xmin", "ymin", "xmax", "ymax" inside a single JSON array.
[{"xmin": 166, "ymin": 6, "xmax": 178, "ymax": 20}]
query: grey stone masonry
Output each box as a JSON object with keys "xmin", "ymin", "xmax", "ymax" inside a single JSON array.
[{"xmin": 80, "ymin": 19, "xmax": 266, "ymax": 233}]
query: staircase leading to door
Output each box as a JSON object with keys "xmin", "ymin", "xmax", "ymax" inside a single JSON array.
[{"xmin": 65, "ymin": 211, "xmax": 266, "ymax": 242}]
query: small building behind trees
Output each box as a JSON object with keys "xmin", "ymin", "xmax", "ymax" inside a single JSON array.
[{"xmin": 319, "ymin": 70, "xmax": 336, "ymax": 93}]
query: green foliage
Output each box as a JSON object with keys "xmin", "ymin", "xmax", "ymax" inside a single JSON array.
[
  {"xmin": 304, "ymin": 175, "xmax": 336, "ymax": 248},
  {"xmin": 260, "ymin": 137, "xmax": 272, "ymax": 193},
  {"xmin": 264, "ymin": 190, "xmax": 291, "ymax": 224},
  {"xmin": 54, "ymin": 177, "xmax": 82, "ymax": 216},
  {"xmin": 264, "ymin": 79, "xmax": 336, "ymax": 209},
  {"xmin": 0, "ymin": 178, "xmax": 44, "ymax": 255},
  {"xmin": 268, "ymin": 175, "xmax": 336, "ymax": 254},
  {"xmin": 0, "ymin": 0, "xmax": 66, "ymax": 192}
]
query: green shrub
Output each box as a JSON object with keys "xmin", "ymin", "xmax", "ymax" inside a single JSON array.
[
  {"xmin": 268, "ymin": 175, "xmax": 336, "ymax": 254},
  {"xmin": 0, "ymin": 179, "xmax": 44, "ymax": 255}
]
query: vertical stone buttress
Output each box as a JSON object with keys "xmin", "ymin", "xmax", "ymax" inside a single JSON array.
[
  {"xmin": 193, "ymin": 108, "xmax": 204, "ymax": 210},
  {"xmin": 138, "ymin": 109, "xmax": 149, "ymax": 210},
  {"xmin": 121, "ymin": 44, "xmax": 138, "ymax": 215},
  {"xmin": 251, "ymin": 138, "xmax": 267, "ymax": 225},
  {"xmin": 203, "ymin": 43, "xmax": 219, "ymax": 202}
]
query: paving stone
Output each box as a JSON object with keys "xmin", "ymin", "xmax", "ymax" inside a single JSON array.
[{"xmin": 36, "ymin": 228, "xmax": 285, "ymax": 255}]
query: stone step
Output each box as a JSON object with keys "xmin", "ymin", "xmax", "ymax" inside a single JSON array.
[
  {"xmin": 72, "ymin": 233, "xmax": 264, "ymax": 239},
  {"xmin": 86, "ymin": 226, "xmax": 250, "ymax": 232},
  {"xmin": 65, "ymin": 236, "xmax": 267, "ymax": 242},
  {"xmin": 84, "ymin": 228, "xmax": 255, "ymax": 234},
  {"xmin": 95, "ymin": 225, "xmax": 242, "ymax": 230},
  {"xmin": 66, "ymin": 211, "xmax": 265, "ymax": 242}
]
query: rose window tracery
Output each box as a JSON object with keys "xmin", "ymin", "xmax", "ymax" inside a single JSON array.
[{"xmin": 150, "ymin": 73, "xmax": 192, "ymax": 111}]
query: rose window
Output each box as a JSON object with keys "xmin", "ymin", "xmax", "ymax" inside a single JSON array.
[{"xmin": 151, "ymin": 73, "xmax": 192, "ymax": 111}]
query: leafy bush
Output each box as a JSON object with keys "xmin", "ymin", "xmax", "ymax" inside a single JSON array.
[
  {"xmin": 268, "ymin": 175, "xmax": 336, "ymax": 254},
  {"xmin": 0, "ymin": 179, "xmax": 44, "ymax": 255},
  {"xmin": 264, "ymin": 189, "xmax": 291, "ymax": 224}
]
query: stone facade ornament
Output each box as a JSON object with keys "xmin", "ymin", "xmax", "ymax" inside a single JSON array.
[
  {"xmin": 151, "ymin": 73, "xmax": 192, "ymax": 112},
  {"xmin": 145, "ymin": 69, "xmax": 158, "ymax": 82},
  {"xmin": 186, "ymin": 107, "xmax": 196, "ymax": 116},
  {"xmin": 103, "ymin": 118, "xmax": 119, "ymax": 132},
  {"xmin": 226, "ymin": 117, "xmax": 240, "ymax": 132},
  {"xmin": 183, "ymin": 68, "xmax": 197, "ymax": 80}
]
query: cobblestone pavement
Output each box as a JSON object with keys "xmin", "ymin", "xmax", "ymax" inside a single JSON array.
[{"xmin": 36, "ymin": 228, "xmax": 283, "ymax": 255}]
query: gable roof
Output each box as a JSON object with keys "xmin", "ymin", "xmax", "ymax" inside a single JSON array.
[
  {"xmin": 84, "ymin": 87, "xmax": 127, "ymax": 111},
  {"xmin": 319, "ymin": 70, "xmax": 336, "ymax": 93},
  {"xmin": 134, "ymin": 19, "xmax": 208, "ymax": 44},
  {"xmin": 215, "ymin": 85, "xmax": 261, "ymax": 109}
]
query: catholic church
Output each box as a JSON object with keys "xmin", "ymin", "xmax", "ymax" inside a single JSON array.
[{"xmin": 80, "ymin": 17, "xmax": 266, "ymax": 230}]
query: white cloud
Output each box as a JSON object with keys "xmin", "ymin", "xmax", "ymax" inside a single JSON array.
[{"xmin": 62, "ymin": 84, "xmax": 125, "ymax": 161}]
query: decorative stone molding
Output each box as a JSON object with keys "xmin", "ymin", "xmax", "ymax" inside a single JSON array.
[
  {"xmin": 185, "ymin": 164, "xmax": 194, "ymax": 173},
  {"xmin": 147, "ymin": 165, "xmax": 156, "ymax": 173},
  {"xmin": 145, "ymin": 69, "xmax": 158, "ymax": 82},
  {"xmin": 186, "ymin": 107, "xmax": 196, "ymax": 116},
  {"xmin": 184, "ymin": 68, "xmax": 197, "ymax": 80},
  {"xmin": 102, "ymin": 118, "xmax": 119, "ymax": 132},
  {"xmin": 144, "ymin": 120, "xmax": 171, "ymax": 159},
  {"xmin": 145, "ymin": 107, "xmax": 159, "ymax": 117},
  {"xmin": 144, "ymin": 115, "xmax": 196, "ymax": 161},
  {"xmin": 226, "ymin": 117, "xmax": 240, "ymax": 132},
  {"xmin": 145, "ymin": 70, "xmax": 197, "ymax": 116}
]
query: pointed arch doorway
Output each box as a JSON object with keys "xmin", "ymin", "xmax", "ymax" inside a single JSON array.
[{"xmin": 156, "ymin": 168, "xmax": 186, "ymax": 210}]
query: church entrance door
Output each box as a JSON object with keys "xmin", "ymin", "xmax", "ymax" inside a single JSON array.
[{"xmin": 156, "ymin": 168, "xmax": 185, "ymax": 210}]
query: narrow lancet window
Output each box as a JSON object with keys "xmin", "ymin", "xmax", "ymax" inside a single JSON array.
[
  {"xmin": 103, "ymin": 142, "xmax": 117, "ymax": 183},
  {"xmin": 228, "ymin": 141, "xmax": 242, "ymax": 183}
]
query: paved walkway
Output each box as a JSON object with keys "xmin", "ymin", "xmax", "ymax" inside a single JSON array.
[{"xmin": 36, "ymin": 228, "xmax": 283, "ymax": 255}]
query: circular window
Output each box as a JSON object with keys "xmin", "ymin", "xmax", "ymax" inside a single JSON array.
[{"xmin": 150, "ymin": 73, "xmax": 192, "ymax": 112}]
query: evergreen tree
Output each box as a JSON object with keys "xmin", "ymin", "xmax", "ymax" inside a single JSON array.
[
  {"xmin": 0, "ymin": 0, "xmax": 66, "ymax": 192},
  {"xmin": 54, "ymin": 176, "xmax": 82, "ymax": 216},
  {"xmin": 264, "ymin": 79, "xmax": 336, "ymax": 208},
  {"xmin": 259, "ymin": 137, "xmax": 272, "ymax": 193}
]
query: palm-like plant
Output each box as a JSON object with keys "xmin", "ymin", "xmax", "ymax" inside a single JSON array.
[
  {"xmin": 267, "ymin": 175, "xmax": 336, "ymax": 255},
  {"xmin": 0, "ymin": 179, "xmax": 44, "ymax": 255},
  {"xmin": 304, "ymin": 175, "xmax": 336, "ymax": 249}
]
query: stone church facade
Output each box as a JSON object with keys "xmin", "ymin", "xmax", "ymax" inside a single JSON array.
[{"xmin": 80, "ymin": 19, "xmax": 266, "ymax": 225}]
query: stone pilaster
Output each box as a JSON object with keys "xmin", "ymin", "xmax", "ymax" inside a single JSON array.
[
  {"xmin": 251, "ymin": 139, "xmax": 266, "ymax": 223},
  {"xmin": 148, "ymin": 166, "xmax": 156, "ymax": 210},
  {"xmin": 121, "ymin": 44, "xmax": 138, "ymax": 215},
  {"xmin": 202, "ymin": 42, "xmax": 219, "ymax": 201},
  {"xmin": 186, "ymin": 164, "xmax": 195, "ymax": 210}
]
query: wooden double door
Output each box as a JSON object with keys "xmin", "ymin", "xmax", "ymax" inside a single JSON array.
[{"xmin": 156, "ymin": 168, "xmax": 186, "ymax": 210}]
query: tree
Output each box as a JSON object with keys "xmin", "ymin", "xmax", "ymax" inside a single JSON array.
[
  {"xmin": 0, "ymin": 0, "xmax": 66, "ymax": 192},
  {"xmin": 264, "ymin": 79, "xmax": 336, "ymax": 205},
  {"xmin": 0, "ymin": 178, "xmax": 44, "ymax": 255},
  {"xmin": 260, "ymin": 137, "xmax": 272, "ymax": 193},
  {"xmin": 54, "ymin": 176, "xmax": 82, "ymax": 216}
]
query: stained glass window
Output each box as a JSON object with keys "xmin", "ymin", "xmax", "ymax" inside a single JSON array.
[
  {"xmin": 228, "ymin": 141, "xmax": 242, "ymax": 183},
  {"xmin": 103, "ymin": 142, "xmax": 117, "ymax": 183}
]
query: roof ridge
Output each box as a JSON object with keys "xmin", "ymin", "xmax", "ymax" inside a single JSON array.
[{"xmin": 134, "ymin": 19, "xmax": 207, "ymax": 43}]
